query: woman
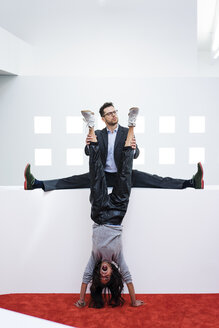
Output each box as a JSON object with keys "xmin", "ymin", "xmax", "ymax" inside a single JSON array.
[{"xmin": 75, "ymin": 108, "xmax": 144, "ymax": 308}]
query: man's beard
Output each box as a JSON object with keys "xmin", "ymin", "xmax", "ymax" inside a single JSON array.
[{"xmin": 107, "ymin": 118, "xmax": 118, "ymax": 126}]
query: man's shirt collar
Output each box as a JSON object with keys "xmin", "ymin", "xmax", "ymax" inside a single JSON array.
[{"xmin": 106, "ymin": 124, "xmax": 119, "ymax": 133}]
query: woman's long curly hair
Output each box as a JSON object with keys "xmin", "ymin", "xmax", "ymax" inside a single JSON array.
[{"xmin": 89, "ymin": 261, "xmax": 125, "ymax": 308}]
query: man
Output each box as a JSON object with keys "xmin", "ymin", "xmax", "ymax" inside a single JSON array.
[{"xmin": 24, "ymin": 102, "xmax": 204, "ymax": 191}]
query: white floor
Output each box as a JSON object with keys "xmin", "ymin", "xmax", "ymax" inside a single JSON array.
[
  {"xmin": 0, "ymin": 308, "xmax": 73, "ymax": 328},
  {"xmin": 0, "ymin": 187, "xmax": 219, "ymax": 294}
]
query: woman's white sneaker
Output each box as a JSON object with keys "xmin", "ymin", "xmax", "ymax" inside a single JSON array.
[
  {"xmin": 81, "ymin": 110, "xmax": 95, "ymax": 128},
  {"xmin": 128, "ymin": 107, "xmax": 139, "ymax": 127}
]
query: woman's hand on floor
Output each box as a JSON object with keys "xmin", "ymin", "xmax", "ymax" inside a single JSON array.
[
  {"xmin": 75, "ymin": 300, "xmax": 86, "ymax": 308},
  {"xmin": 132, "ymin": 300, "xmax": 145, "ymax": 307}
]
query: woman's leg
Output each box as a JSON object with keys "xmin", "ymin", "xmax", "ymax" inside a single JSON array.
[
  {"xmin": 107, "ymin": 108, "xmax": 139, "ymax": 224},
  {"xmin": 88, "ymin": 128, "xmax": 109, "ymax": 224},
  {"xmin": 86, "ymin": 108, "xmax": 138, "ymax": 225},
  {"xmin": 108, "ymin": 126, "xmax": 135, "ymax": 223}
]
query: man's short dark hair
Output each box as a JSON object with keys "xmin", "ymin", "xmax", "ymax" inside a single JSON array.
[{"xmin": 99, "ymin": 102, "xmax": 114, "ymax": 117}]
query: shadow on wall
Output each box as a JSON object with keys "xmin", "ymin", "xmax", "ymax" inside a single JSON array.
[
  {"xmin": 0, "ymin": 75, "xmax": 19, "ymax": 186},
  {"xmin": 0, "ymin": 75, "xmax": 18, "ymax": 95}
]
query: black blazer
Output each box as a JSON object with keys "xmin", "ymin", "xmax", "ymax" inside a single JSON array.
[{"xmin": 84, "ymin": 125, "xmax": 140, "ymax": 170}]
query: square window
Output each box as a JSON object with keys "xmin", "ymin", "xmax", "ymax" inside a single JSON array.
[
  {"xmin": 66, "ymin": 116, "xmax": 83, "ymax": 134},
  {"xmin": 189, "ymin": 147, "xmax": 205, "ymax": 164},
  {"xmin": 189, "ymin": 116, "xmax": 205, "ymax": 133},
  {"xmin": 159, "ymin": 116, "xmax": 175, "ymax": 134},
  {"xmin": 35, "ymin": 149, "xmax": 52, "ymax": 166},
  {"xmin": 134, "ymin": 147, "xmax": 145, "ymax": 165},
  {"xmin": 159, "ymin": 148, "xmax": 175, "ymax": 164},
  {"xmin": 66, "ymin": 148, "xmax": 84, "ymax": 166},
  {"xmin": 34, "ymin": 116, "xmax": 51, "ymax": 134},
  {"xmin": 135, "ymin": 116, "xmax": 145, "ymax": 134}
]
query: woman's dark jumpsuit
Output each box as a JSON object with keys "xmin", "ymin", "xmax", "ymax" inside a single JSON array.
[{"xmin": 89, "ymin": 142, "xmax": 134, "ymax": 225}]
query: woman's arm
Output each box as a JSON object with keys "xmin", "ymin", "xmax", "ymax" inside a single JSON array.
[
  {"xmin": 75, "ymin": 254, "xmax": 95, "ymax": 308},
  {"xmin": 126, "ymin": 282, "xmax": 144, "ymax": 307},
  {"xmin": 75, "ymin": 283, "xmax": 88, "ymax": 308},
  {"xmin": 117, "ymin": 252, "xmax": 144, "ymax": 306}
]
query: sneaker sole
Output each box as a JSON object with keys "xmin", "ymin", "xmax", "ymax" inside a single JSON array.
[
  {"xmin": 128, "ymin": 107, "xmax": 139, "ymax": 115},
  {"xmin": 81, "ymin": 110, "xmax": 94, "ymax": 114},
  {"xmin": 24, "ymin": 163, "xmax": 30, "ymax": 190},
  {"xmin": 198, "ymin": 162, "xmax": 204, "ymax": 189}
]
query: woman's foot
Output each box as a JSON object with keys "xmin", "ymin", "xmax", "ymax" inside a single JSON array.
[
  {"xmin": 125, "ymin": 107, "xmax": 139, "ymax": 146},
  {"xmin": 81, "ymin": 110, "xmax": 95, "ymax": 128},
  {"xmin": 81, "ymin": 110, "xmax": 97, "ymax": 142},
  {"xmin": 128, "ymin": 107, "xmax": 139, "ymax": 127}
]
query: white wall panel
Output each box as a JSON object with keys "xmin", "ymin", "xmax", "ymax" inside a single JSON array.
[{"xmin": 0, "ymin": 188, "xmax": 218, "ymax": 294}]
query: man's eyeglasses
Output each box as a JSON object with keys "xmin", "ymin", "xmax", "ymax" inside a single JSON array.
[{"xmin": 103, "ymin": 110, "xmax": 118, "ymax": 117}]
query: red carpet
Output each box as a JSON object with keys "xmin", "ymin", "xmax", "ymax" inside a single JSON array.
[{"xmin": 0, "ymin": 293, "xmax": 219, "ymax": 328}]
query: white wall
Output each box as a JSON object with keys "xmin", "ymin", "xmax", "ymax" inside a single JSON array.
[{"xmin": 0, "ymin": 187, "xmax": 218, "ymax": 294}]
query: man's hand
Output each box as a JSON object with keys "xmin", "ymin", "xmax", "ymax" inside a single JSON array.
[
  {"xmin": 132, "ymin": 300, "xmax": 145, "ymax": 307},
  {"xmin": 130, "ymin": 136, "xmax": 136, "ymax": 150},
  {"xmin": 86, "ymin": 134, "xmax": 96, "ymax": 145},
  {"xmin": 75, "ymin": 300, "xmax": 86, "ymax": 308}
]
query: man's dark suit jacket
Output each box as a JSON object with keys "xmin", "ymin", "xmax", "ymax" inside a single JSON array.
[{"xmin": 84, "ymin": 125, "xmax": 140, "ymax": 170}]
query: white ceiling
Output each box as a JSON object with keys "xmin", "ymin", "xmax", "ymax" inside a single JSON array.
[
  {"xmin": 0, "ymin": 0, "xmax": 160, "ymax": 44},
  {"xmin": 0, "ymin": 0, "xmax": 191, "ymax": 46},
  {"xmin": 0, "ymin": 69, "xmax": 16, "ymax": 75},
  {"xmin": 2, "ymin": 0, "xmax": 217, "ymax": 51},
  {"xmin": 2, "ymin": 0, "xmax": 219, "ymax": 76},
  {"xmin": 0, "ymin": 0, "xmax": 199, "ymax": 77}
]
